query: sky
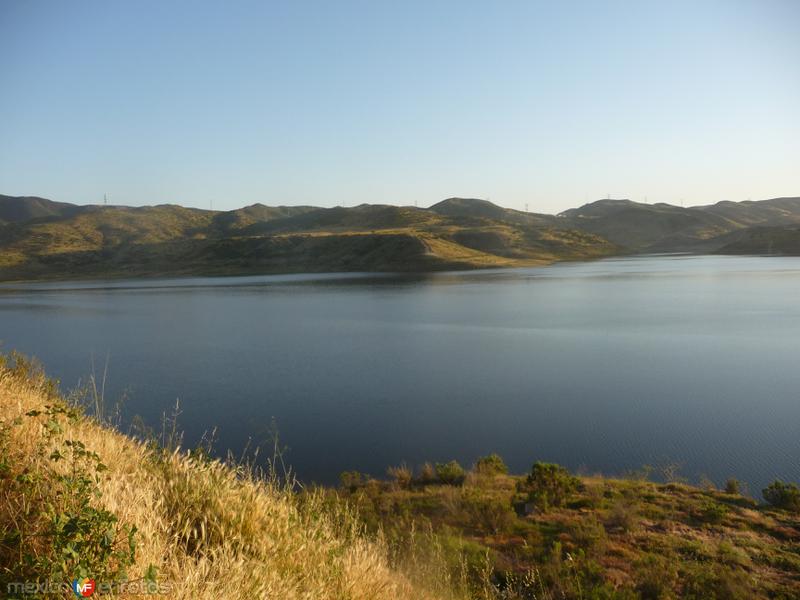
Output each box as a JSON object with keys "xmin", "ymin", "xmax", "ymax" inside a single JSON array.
[{"xmin": 1, "ymin": 0, "xmax": 798, "ymax": 214}]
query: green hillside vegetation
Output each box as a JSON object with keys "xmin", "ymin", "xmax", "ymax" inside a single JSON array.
[
  {"xmin": 1, "ymin": 194, "xmax": 800, "ymax": 282},
  {"xmin": 332, "ymin": 458, "xmax": 800, "ymax": 599}
]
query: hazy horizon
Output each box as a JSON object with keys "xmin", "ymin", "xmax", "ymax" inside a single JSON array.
[{"xmin": 2, "ymin": 0, "xmax": 799, "ymax": 213}]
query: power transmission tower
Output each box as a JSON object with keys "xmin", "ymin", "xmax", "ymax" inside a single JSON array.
[{"xmin": 104, "ymin": 193, "xmax": 108, "ymax": 205}]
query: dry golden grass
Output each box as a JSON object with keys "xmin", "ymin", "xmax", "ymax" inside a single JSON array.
[{"xmin": 0, "ymin": 359, "xmax": 446, "ymax": 600}]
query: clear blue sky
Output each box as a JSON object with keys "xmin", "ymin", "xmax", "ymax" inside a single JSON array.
[{"xmin": 1, "ymin": 0, "xmax": 798, "ymax": 214}]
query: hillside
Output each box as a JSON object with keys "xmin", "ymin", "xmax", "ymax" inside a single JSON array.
[
  {"xmin": 0, "ymin": 196, "xmax": 619, "ymax": 281},
  {"xmin": 712, "ymin": 226, "xmax": 800, "ymax": 256},
  {"xmin": 0, "ymin": 354, "xmax": 443, "ymax": 600},
  {"xmin": 0, "ymin": 195, "xmax": 85, "ymax": 224},
  {"xmin": 560, "ymin": 197, "xmax": 800, "ymax": 252},
  {"xmin": 2, "ymin": 194, "xmax": 800, "ymax": 282},
  {"xmin": 333, "ymin": 458, "xmax": 800, "ymax": 599}
]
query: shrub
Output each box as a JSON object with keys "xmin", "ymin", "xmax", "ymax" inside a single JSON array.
[
  {"xmin": 683, "ymin": 563, "xmax": 754, "ymax": 600},
  {"xmin": 386, "ymin": 463, "xmax": 412, "ymax": 489},
  {"xmin": 339, "ymin": 470, "xmax": 369, "ymax": 492},
  {"xmin": 2, "ymin": 404, "xmax": 139, "ymax": 592},
  {"xmin": 568, "ymin": 516, "xmax": 607, "ymax": 558},
  {"xmin": 435, "ymin": 460, "xmax": 466, "ymax": 485},
  {"xmin": 418, "ymin": 462, "xmax": 436, "ymax": 484},
  {"xmin": 698, "ymin": 500, "xmax": 729, "ymax": 525},
  {"xmin": 724, "ymin": 478, "xmax": 741, "ymax": 495},
  {"xmin": 461, "ymin": 492, "xmax": 516, "ymax": 534},
  {"xmin": 634, "ymin": 553, "xmax": 678, "ymax": 600},
  {"xmin": 762, "ymin": 480, "xmax": 800, "ymax": 512},
  {"xmin": 520, "ymin": 462, "xmax": 579, "ymax": 511},
  {"xmin": 605, "ymin": 499, "xmax": 641, "ymax": 533},
  {"xmin": 474, "ymin": 453, "xmax": 508, "ymax": 476}
]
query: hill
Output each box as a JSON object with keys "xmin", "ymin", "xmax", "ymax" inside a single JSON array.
[
  {"xmin": 560, "ymin": 197, "xmax": 800, "ymax": 252},
  {"xmin": 0, "ymin": 194, "xmax": 86, "ymax": 224},
  {"xmin": 2, "ymin": 194, "xmax": 800, "ymax": 281},
  {"xmin": 712, "ymin": 226, "xmax": 800, "ymax": 256},
  {"xmin": 333, "ymin": 458, "xmax": 800, "ymax": 598},
  {"xmin": 0, "ymin": 196, "xmax": 619, "ymax": 281}
]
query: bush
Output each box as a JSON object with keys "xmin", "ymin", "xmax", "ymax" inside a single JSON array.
[
  {"xmin": 634, "ymin": 553, "xmax": 678, "ymax": 600},
  {"xmin": 568, "ymin": 516, "xmax": 607, "ymax": 558},
  {"xmin": 724, "ymin": 478, "xmax": 741, "ymax": 495},
  {"xmin": 461, "ymin": 492, "xmax": 516, "ymax": 534},
  {"xmin": 386, "ymin": 463, "xmax": 412, "ymax": 489},
  {"xmin": 418, "ymin": 462, "xmax": 436, "ymax": 484},
  {"xmin": 605, "ymin": 499, "xmax": 641, "ymax": 533},
  {"xmin": 762, "ymin": 480, "xmax": 800, "ymax": 512},
  {"xmin": 520, "ymin": 462, "xmax": 579, "ymax": 511},
  {"xmin": 474, "ymin": 453, "xmax": 508, "ymax": 476},
  {"xmin": 2, "ymin": 404, "xmax": 139, "ymax": 592},
  {"xmin": 339, "ymin": 470, "xmax": 369, "ymax": 492},
  {"xmin": 435, "ymin": 460, "xmax": 466, "ymax": 485},
  {"xmin": 698, "ymin": 500, "xmax": 729, "ymax": 525}
]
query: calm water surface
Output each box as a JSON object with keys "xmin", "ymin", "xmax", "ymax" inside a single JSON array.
[{"xmin": 1, "ymin": 255, "xmax": 798, "ymax": 490}]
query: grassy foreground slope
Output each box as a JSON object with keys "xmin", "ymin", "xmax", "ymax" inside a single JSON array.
[{"xmin": 0, "ymin": 356, "xmax": 443, "ymax": 600}]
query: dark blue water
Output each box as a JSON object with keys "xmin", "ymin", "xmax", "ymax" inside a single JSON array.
[{"xmin": 1, "ymin": 255, "xmax": 798, "ymax": 492}]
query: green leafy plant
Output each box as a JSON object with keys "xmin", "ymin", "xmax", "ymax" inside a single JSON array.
[
  {"xmin": 2, "ymin": 403, "xmax": 138, "ymax": 594},
  {"xmin": 474, "ymin": 453, "xmax": 508, "ymax": 476},
  {"xmin": 762, "ymin": 480, "xmax": 800, "ymax": 512},
  {"xmin": 724, "ymin": 478, "xmax": 741, "ymax": 495},
  {"xmin": 435, "ymin": 460, "xmax": 466, "ymax": 485},
  {"xmin": 519, "ymin": 462, "xmax": 579, "ymax": 511}
]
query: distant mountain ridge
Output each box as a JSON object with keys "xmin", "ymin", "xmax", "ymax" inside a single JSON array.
[
  {"xmin": 559, "ymin": 196, "xmax": 800, "ymax": 252},
  {"xmin": 0, "ymin": 194, "xmax": 798, "ymax": 281}
]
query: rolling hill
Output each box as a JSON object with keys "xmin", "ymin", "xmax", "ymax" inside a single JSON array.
[
  {"xmin": 559, "ymin": 197, "xmax": 800, "ymax": 252},
  {"xmin": 0, "ymin": 195, "xmax": 618, "ymax": 281},
  {"xmin": 0, "ymin": 194, "xmax": 799, "ymax": 281}
]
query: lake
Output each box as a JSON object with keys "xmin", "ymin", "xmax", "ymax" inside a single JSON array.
[{"xmin": 1, "ymin": 254, "xmax": 798, "ymax": 491}]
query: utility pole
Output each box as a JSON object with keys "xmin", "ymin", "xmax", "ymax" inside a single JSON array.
[
  {"xmin": 104, "ymin": 193, "xmax": 108, "ymax": 205},
  {"xmin": 525, "ymin": 203, "xmax": 529, "ymax": 213}
]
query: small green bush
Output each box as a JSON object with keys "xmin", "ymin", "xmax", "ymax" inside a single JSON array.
[
  {"xmin": 605, "ymin": 499, "xmax": 641, "ymax": 533},
  {"xmin": 698, "ymin": 500, "xmax": 729, "ymax": 525},
  {"xmin": 520, "ymin": 462, "xmax": 579, "ymax": 511},
  {"xmin": 474, "ymin": 453, "xmax": 508, "ymax": 476},
  {"xmin": 724, "ymin": 478, "xmax": 741, "ymax": 495},
  {"xmin": 461, "ymin": 492, "xmax": 516, "ymax": 534},
  {"xmin": 634, "ymin": 553, "xmax": 678, "ymax": 600},
  {"xmin": 762, "ymin": 480, "xmax": 800, "ymax": 512},
  {"xmin": 417, "ymin": 462, "xmax": 437, "ymax": 484},
  {"xmin": 339, "ymin": 470, "xmax": 369, "ymax": 492},
  {"xmin": 2, "ymin": 404, "xmax": 139, "ymax": 593},
  {"xmin": 435, "ymin": 460, "xmax": 466, "ymax": 485},
  {"xmin": 386, "ymin": 463, "xmax": 412, "ymax": 489}
]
